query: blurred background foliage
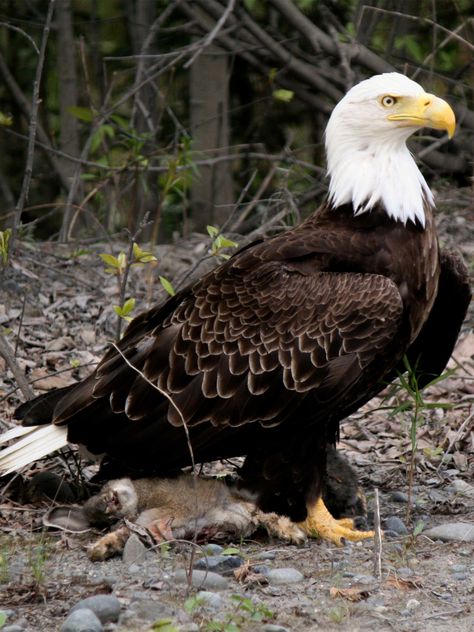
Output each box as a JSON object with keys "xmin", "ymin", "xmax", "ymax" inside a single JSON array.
[{"xmin": 0, "ymin": 0, "xmax": 472, "ymax": 244}]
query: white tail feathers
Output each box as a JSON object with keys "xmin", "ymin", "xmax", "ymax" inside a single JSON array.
[{"xmin": 0, "ymin": 425, "xmax": 68, "ymax": 476}]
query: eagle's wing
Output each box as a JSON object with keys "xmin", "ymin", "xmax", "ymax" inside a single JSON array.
[
  {"xmin": 52, "ymin": 261, "xmax": 404, "ymax": 430},
  {"xmin": 401, "ymin": 248, "xmax": 471, "ymax": 387}
]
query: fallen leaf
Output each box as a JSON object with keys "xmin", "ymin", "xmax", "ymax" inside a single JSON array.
[
  {"xmin": 384, "ymin": 574, "xmax": 423, "ymax": 590},
  {"xmin": 234, "ymin": 560, "xmax": 268, "ymax": 585},
  {"xmin": 329, "ymin": 586, "xmax": 371, "ymax": 601}
]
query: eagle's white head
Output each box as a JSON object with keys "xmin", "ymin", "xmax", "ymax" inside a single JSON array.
[{"xmin": 325, "ymin": 73, "xmax": 455, "ymax": 227}]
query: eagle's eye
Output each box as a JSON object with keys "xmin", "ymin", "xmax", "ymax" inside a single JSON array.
[{"xmin": 381, "ymin": 95, "xmax": 398, "ymax": 108}]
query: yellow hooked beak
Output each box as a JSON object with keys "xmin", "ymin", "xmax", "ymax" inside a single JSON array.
[{"xmin": 387, "ymin": 93, "xmax": 456, "ymax": 138}]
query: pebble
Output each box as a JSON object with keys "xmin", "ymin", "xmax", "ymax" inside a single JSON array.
[
  {"xmin": 202, "ymin": 544, "xmax": 223, "ymax": 555},
  {"xmin": 194, "ymin": 554, "xmax": 244, "ymax": 575},
  {"xmin": 352, "ymin": 574, "xmax": 376, "ymax": 584},
  {"xmin": 397, "ymin": 567, "xmax": 413, "ymax": 577},
  {"xmin": 252, "ymin": 550, "xmax": 276, "ymax": 560},
  {"xmin": 71, "ymin": 595, "xmax": 121, "ymax": 624},
  {"xmin": 173, "ymin": 569, "xmax": 228, "ymax": 590},
  {"xmin": 390, "ymin": 491, "xmax": 409, "ymax": 503},
  {"xmin": 451, "ymin": 479, "xmax": 474, "ymax": 499},
  {"xmin": 126, "ymin": 596, "xmax": 174, "ymax": 622},
  {"xmin": 260, "ymin": 625, "xmax": 290, "ymax": 632},
  {"xmin": 266, "ymin": 568, "xmax": 304, "ymax": 585},
  {"xmin": 384, "ymin": 516, "xmax": 408, "ymax": 536},
  {"xmin": 61, "ymin": 609, "xmax": 103, "ymax": 632},
  {"xmin": 252, "ymin": 564, "xmax": 270, "ymax": 576},
  {"xmin": 3, "ymin": 626, "xmax": 26, "ymax": 632},
  {"xmin": 196, "ymin": 591, "xmax": 223, "ymax": 610},
  {"xmin": 406, "ymin": 599, "xmax": 420, "ymax": 610},
  {"xmin": 122, "ymin": 534, "xmax": 147, "ymax": 566},
  {"xmin": 453, "ymin": 573, "xmax": 468, "ymax": 581},
  {"xmin": 450, "ymin": 564, "xmax": 467, "ymax": 573},
  {"xmin": 423, "ymin": 523, "xmax": 474, "ymax": 542}
]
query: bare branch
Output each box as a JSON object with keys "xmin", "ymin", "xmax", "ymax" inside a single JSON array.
[
  {"xmin": 9, "ymin": 0, "xmax": 56, "ymax": 256},
  {"xmin": 184, "ymin": 0, "xmax": 236, "ymax": 68}
]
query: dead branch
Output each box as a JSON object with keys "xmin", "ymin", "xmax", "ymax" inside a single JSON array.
[{"xmin": 9, "ymin": 0, "xmax": 56, "ymax": 256}]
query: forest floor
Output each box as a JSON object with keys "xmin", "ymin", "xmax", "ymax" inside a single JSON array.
[{"xmin": 0, "ymin": 186, "xmax": 473, "ymax": 631}]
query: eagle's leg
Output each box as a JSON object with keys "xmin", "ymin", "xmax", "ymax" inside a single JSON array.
[{"xmin": 297, "ymin": 496, "xmax": 374, "ymax": 545}]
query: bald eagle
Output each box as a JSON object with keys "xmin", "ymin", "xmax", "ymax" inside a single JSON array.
[{"xmin": 0, "ymin": 73, "xmax": 470, "ymax": 544}]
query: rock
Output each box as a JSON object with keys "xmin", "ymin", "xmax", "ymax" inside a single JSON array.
[
  {"xmin": 390, "ymin": 491, "xmax": 409, "ymax": 503},
  {"xmin": 397, "ymin": 567, "xmax": 413, "ymax": 577},
  {"xmin": 196, "ymin": 591, "xmax": 223, "ymax": 610},
  {"xmin": 122, "ymin": 534, "xmax": 147, "ymax": 566},
  {"xmin": 266, "ymin": 568, "xmax": 304, "ymax": 585},
  {"xmin": 451, "ymin": 564, "xmax": 467, "ymax": 573},
  {"xmin": 173, "ymin": 569, "xmax": 228, "ymax": 590},
  {"xmin": 252, "ymin": 564, "xmax": 270, "ymax": 576},
  {"xmin": 61, "ymin": 609, "xmax": 103, "ymax": 632},
  {"xmin": 261, "ymin": 625, "xmax": 290, "ymax": 632},
  {"xmin": 252, "ymin": 550, "xmax": 276, "ymax": 560},
  {"xmin": 423, "ymin": 523, "xmax": 474, "ymax": 542},
  {"xmin": 194, "ymin": 555, "xmax": 243, "ymax": 575},
  {"xmin": 406, "ymin": 599, "xmax": 421, "ymax": 610},
  {"xmin": 352, "ymin": 574, "xmax": 376, "ymax": 584},
  {"xmin": 451, "ymin": 479, "xmax": 474, "ymax": 499},
  {"xmin": 126, "ymin": 596, "xmax": 174, "ymax": 622},
  {"xmin": 202, "ymin": 544, "xmax": 223, "ymax": 555},
  {"xmin": 453, "ymin": 573, "xmax": 468, "ymax": 581},
  {"xmin": 3, "ymin": 626, "xmax": 26, "ymax": 632},
  {"xmin": 384, "ymin": 516, "xmax": 408, "ymax": 536},
  {"xmin": 70, "ymin": 596, "xmax": 120, "ymax": 624}
]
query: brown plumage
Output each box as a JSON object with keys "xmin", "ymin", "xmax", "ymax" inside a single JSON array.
[{"xmin": 4, "ymin": 74, "xmax": 470, "ymax": 531}]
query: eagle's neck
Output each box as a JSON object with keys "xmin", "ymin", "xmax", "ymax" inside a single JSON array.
[{"xmin": 325, "ymin": 130, "xmax": 434, "ymax": 227}]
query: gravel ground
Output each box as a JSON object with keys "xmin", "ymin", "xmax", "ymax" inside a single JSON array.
[{"xmin": 0, "ymin": 188, "xmax": 472, "ymax": 631}]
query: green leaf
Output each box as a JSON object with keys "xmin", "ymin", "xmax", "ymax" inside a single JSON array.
[
  {"xmin": 151, "ymin": 619, "xmax": 179, "ymax": 631},
  {"xmin": 0, "ymin": 611, "xmax": 7, "ymax": 627},
  {"xmin": 121, "ymin": 297, "xmax": 136, "ymax": 316},
  {"xmin": 207, "ymin": 225, "xmax": 219, "ymax": 238},
  {"xmin": 273, "ymin": 89, "xmax": 294, "ymax": 102},
  {"xmin": 0, "ymin": 112, "xmax": 12, "ymax": 126},
  {"xmin": 217, "ymin": 236, "xmax": 239, "ymax": 249},
  {"xmin": 133, "ymin": 242, "xmax": 157, "ymax": 264},
  {"xmin": 68, "ymin": 105, "xmax": 94, "ymax": 122},
  {"xmin": 159, "ymin": 276, "xmax": 175, "ymax": 296},
  {"xmin": 221, "ymin": 547, "xmax": 240, "ymax": 556},
  {"xmin": 99, "ymin": 253, "xmax": 120, "ymax": 269},
  {"xmin": 413, "ymin": 520, "xmax": 425, "ymax": 537}
]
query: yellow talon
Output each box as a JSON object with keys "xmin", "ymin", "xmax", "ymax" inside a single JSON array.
[{"xmin": 297, "ymin": 497, "xmax": 375, "ymax": 546}]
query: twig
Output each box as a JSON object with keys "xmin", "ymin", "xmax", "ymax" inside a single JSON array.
[
  {"xmin": 0, "ymin": 21, "xmax": 40, "ymax": 54},
  {"xmin": 437, "ymin": 409, "xmax": 473, "ymax": 473},
  {"xmin": 110, "ymin": 341, "xmax": 199, "ymax": 588},
  {"xmin": 184, "ymin": 0, "xmax": 236, "ymax": 68},
  {"xmin": 373, "ymin": 487, "xmax": 382, "ymax": 581},
  {"xmin": 9, "ymin": 0, "xmax": 56, "ymax": 257},
  {"xmin": 0, "ymin": 332, "xmax": 34, "ymax": 399}
]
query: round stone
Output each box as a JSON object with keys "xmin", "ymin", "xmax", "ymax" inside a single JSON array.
[{"xmin": 61, "ymin": 608, "xmax": 103, "ymax": 632}]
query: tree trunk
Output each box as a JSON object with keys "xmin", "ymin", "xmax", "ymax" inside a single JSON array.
[
  {"xmin": 189, "ymin": 45, "xmax": 233, "ymax": 232},
  {"xmin": 57, "ymin": 0, "xmax": 80, "ymax": 174},
  {"xmin": 127, "ymin": 0, "xmax": 160, "ymax": 236}
]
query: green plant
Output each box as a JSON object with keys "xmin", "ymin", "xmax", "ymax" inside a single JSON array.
[
  {"xmin": 207, "ymin": 225, "xmax": 239, "ymax": 260},
  {"xmin": 0, "ymin": 229, "xmax": 12, "ymax": 266},
  {"xmin": 394, "ymin": 356, "xmax": 454, "ymax": 522},
  {"xmin": 99, "ymin": 240, "xmax": 157, "ymax": 335},
  {"xmin": 0, "ymin": 550, "xmax": 9, "ymax": 583},
  {"xmin": 28, "ymin": 543, "xmax": 48, "ymax": 587},
  {"xmin": 0, "ymin": 611, "xmax": 7, "ymax": 629}
]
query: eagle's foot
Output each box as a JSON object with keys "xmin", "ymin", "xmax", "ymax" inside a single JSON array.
[{"xmin": 297, "ymin": 497, "xmax": 374, "ymax": 546}]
